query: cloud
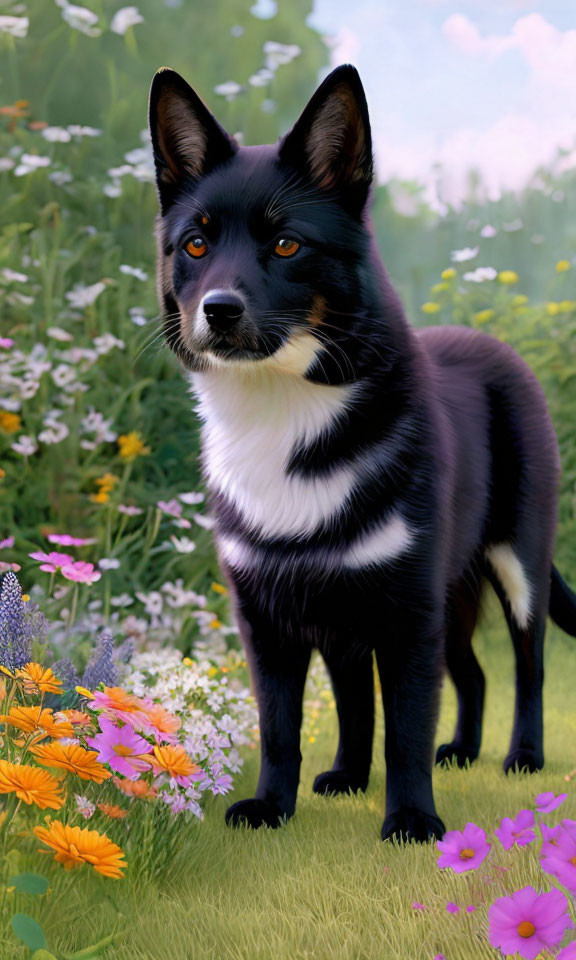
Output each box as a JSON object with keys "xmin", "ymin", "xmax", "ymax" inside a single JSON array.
[{"xmin": 442, "ymin": 14, "xmax": 516, "ymax": 58}]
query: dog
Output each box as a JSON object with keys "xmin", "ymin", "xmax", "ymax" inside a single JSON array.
[{"xmin": 148, "ymin": 63, "xmax": 576, "ymax": 842}]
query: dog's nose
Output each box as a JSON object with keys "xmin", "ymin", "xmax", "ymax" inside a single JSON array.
[{"xmin": 203, "ymin": 291, "xmax": 245, "ymax": 334}]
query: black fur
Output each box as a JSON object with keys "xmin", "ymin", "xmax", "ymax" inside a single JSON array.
[{"xmin": 149, "ymin": 64, "xmax": 576, "ymax": 842}]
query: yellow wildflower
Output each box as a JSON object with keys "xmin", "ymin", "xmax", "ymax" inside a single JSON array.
[
  {"xmin": 474, "ymin": 309, "xmax": 495, "ymax": 324},
  {"xmin": 556, "ymin": 260, "xmax": 571, "ymax": 273},
  {"xmin": 441, "ymin": 268, "xmax": 457, "ymax": 280},
  {"xmin": 117, "ymin": 432, "xmax": 150, "ymax": 462},
  {"xmin": 421, "ymin": 302, "xmax": 440, "ymax": 315},
  {"xmin": 211, "ymin": 582, "xmax": 228, "ymax": 595},
  {"xmin": 559, "ymin": 300, "xmax": 576, "ymax": 312},
  {"xmin": 0, "ymin": 412, "xmax": 21, "ymax": 434},
  {"xmin": 498, "ymin": 270, "xmax": 519, "ymax": 285},
  {"xmin": 90, "ymin": 473, "xmax": 119, "ymax": 503},
  {"xmin": 547, "ymin": 302, "xmax": 560, "ymax": 316},
  {"xmin": 209, "ymin": 618, "xmax": 222, "ymax": 629},
  {"xmin": 512, "ymin": 295, "xmax": 528, "ymax": 307},
  {"xmin": 89, "ymin": 491, "xmax": 110, "ymax": 504},
  {"xmin": 430, "ymin": 282, "xmax": 449, "ymax": 294}
]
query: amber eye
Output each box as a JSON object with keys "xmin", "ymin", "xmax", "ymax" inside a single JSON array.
[
  {"xmin": 274, "ymin": 238, "xmax": 300, "ymax": 258},
  {"xmin": 185, "ymin": 237, "xmax": 207, "ymax": 258}
]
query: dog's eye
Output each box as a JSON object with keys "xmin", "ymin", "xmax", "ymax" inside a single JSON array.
[
  {"xmin": 274, "ymin": 238, "xmax": 300, "ymax": 258},
  {"xmin": 185, "ymin": 237, "xmax": 208, "ymax": 258}
]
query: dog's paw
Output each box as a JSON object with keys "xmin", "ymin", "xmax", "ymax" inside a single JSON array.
[
  {"xmin": 435, "ymin": 742, "xmax": 478, "ymax": 769},
  {"xmin": 381, "ymin": 807, "xmax": 445, "ymax": 844},
  {"xmin": 503, "ymin": 748, "xmax": 544, "ymax": 775},
  {"xmin": 225, "ymin": 798, "xmax": 288, "ymax": 829},
  {"xmin": 312, "ymin": 769, "xmax": 368, "ymax": 796}
]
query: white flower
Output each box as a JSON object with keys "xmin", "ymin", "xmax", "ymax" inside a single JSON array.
[
  {"xmin": 263, "ymin": 40, "xmax": 301, "ymax": 69},
  {"xmin": 51, "ymin": 363, "xmax": 76, "ymax": 387},
  {"xmin": 248, "ymin": 69, "xmax": 274, "ymax": 87},
  {"xmin": 67, "ymin": 125, "xmax": 102, "ymax": 137},
  {"xmin": 503, "ymin": 219, "xmax": 523, "ymax": 232},
  {"xmin": 0, "ymin": 16, "xmax": 29, "ymax": 37},
  {"xmin": 120, "ymin": 263, "xmax": 147, "ymax": 281},
  {"xmin": 11, "ymin": 435, "xmax": 37, "ymax": 456},
  {"xmin": 49, "ymin": 171, "xmax": 73, "ymax": 186},
  {"xmin": 14, "ymin": 154, "xmax": 51, "ymax": 177},
  {"xmin": 98, "ymin": 557, "xmax": 121, "ymax": 570},
  {"xmin": 57, "ymin": 1, "xmax": 102, "ymax": 37},
  {"xmin": 81, "ymin": 408, "xmax": 116, "ymax": 443},
  {"xmin": 260, "ymin": 99, "xmax": 276, "ymax": 114},
  {"xmin": 213, "ymin": 82, "xmax": 243, "ymax": 99},
  {"xmin": 7, "ymin": 292, "xmax": 34, "ymax": 307},
  {"xmin": 93, "ymin": 333, "xmax": 125, "ymax": 354},
  {"xmin": 170, "ymin": 535, "xmax": 196, "ymax": 554},
  {"xmin": 108, "ymin": 164, "xmax": 133, "ymax": 178},
  {"xmin": 480, "ymin": 225, "xmax": 497, "ymax": 239},
  {"xmin": 129, "ymin": 306, "xmax": 148, "ymax": 326},
  {"xmin": 251, "ymin": 0, "xmax": 277, "ymax": 20},
  {"xmin": 117, "ymin": 504, "xmax": 143, "ymax": 516},
  {"xmin": 193, "ymin": 512, "xmax": 215, "ymax": 531},
  {"xmin": 1, "ymin": 269, "xmax": 28, "ymax": 283},
  {"xmin": 450, "ymin": 246, "xmax": 479, "ymax": 263},
  {"xmin": 103, "ymin": 181, "xmax": 122, "ymax": 198},
  {"xmin": 124, "ymin": 147, "xmax": 151, "ymax": 165},
  {"xmin": 463, "ymin": 267, "xmax": 498, "ymax": 283},
  {"xmin": 47, "ymin": 326, "xmax": 73, "ymax": 342},
  {"xmin": 110, "ymin": 6, "xmax": 144, "ymax": 34},
  {"xmin": 38, "ymin": 421, "xmax": 69, "ymax": 444},
  {"xmin": 178, "ymin": 491, "xmax": 204, "ymax": 505},
  {"xmin": 41, "ymin": 126, "xmax": 72, "ymax": 143},
  {"xmin": 74, "ymin": 794, "xmax": 95, "ymax": 819},
  {"xmin": 65, "ymin": 281, "xmax": 106, "ymax": 308},
  {"xmin": 111, "ymin": 593, "xmax": 134, "ymax": 607},
  {"xmin": 0, "ymin": 158, "xmax": 15, "ymax": 172},
  {"xmin": 136, "ymin": 590, "xmax": 163, "ymax": 616}
]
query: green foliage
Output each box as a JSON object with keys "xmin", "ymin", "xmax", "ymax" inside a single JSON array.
[
  {"xmin": 10, "ymin": 913, "xmax": 46, "ymax": 952},
  {"xmin": 8, "ymin": 874, "xmax": 49, "ymax": 896}
]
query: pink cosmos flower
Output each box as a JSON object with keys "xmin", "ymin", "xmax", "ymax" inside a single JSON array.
[
  {"xmin": 540, "ymin": 819, "xmax": 576, "ymax": 893},
  {"xmin": 29, "ymin": 550, "xmax": 74, "ymax": 572},
  {"xmin": 437, "ymin": 823, "xmax": 491, "ymax": 873},
  {"xmin": 541, "ymin": 822, "xmax": 562, "ymax": 845},
  {"xmin": 117, "ymin": 504, "xmax": 143, "ymax": 516},
  {"xmin": 446, "ymin": 901, "xmax": 459, "ymax": 914},
  {"xmin": 61, "ymin": 561, "xmax": 101, "ymax": 584},
  {"xmin": 48, "ymin": 533, "xmax": 97, "ymax": 546},
  {"xmin": 87, "ymin": 687, "xmax": 149, "ymax": 727},
  {"xmin": 495, "ymin": 809, "xmax": 536, "ymax": 850},
  {"xmin": 412, "ymin": 902, "xmax": 427, "ymax": 911},
  {"xmin": 488, "ymin": 886, "xmax": 573, "ymax": 960},
  {"xmin": 0, "ymin": 537, "xmax": 14, "ymax": 549},
  {"xmin": 87, "ymin": 716, "xmax": 152, "ymax": 780},
  {"xmin": 535, "ymin": 791, "xmax": 567, "ymax": 814},
  {"xmin": 558, "ymin": 941, "xmax": 576, "ymax": 959},
  {"xmin": 0, "ymin": 338, "xmax": 14, "ymax": 349}
]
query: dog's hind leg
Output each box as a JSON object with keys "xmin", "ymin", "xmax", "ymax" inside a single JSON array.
[
  {"xmin": 436, "ymin": 571, "xmax": 485, "ymax": 768},
  {"xmin": 313, "ymin": 643, "xmax": 375, "ymax": 796}
]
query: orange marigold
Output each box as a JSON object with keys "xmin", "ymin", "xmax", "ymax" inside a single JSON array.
[
  {"xmin": 113, "ymin": 777, "xmax": 157, "ymax": 799},
  {"xmin": 149, "ymin": 744, "xmax": 200, "ymax": 782},
  {"xmin": 142, "ymin": 703, "xmax": 181, "ymax": 739},
  {"xmin": 0, "ymin": 705, "xmax": 74, "ymax": 739},
  {"xmin": 33, "ymin": 820, "xmax": 127, "ymax": 878},
  {"xmin": 59, "ymin": 709, "xmax": 91, "ymax": 727},
  {"xmin": 0, "ymin": 759, "xmax": 65, "ymax": 809},
  {"xmin": 16, "ymin": 662, "xmax": 63, "ymax": 695},
  {"xmin": 97, "ymin": 802, "xmax": 127, "ymax": 819},
  {"xmin": 29, "ymin": 742, "xmax": 111, "ymax": 783}
]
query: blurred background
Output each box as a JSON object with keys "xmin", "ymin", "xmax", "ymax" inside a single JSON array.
[{"xmin": 0, "ymin": 0, "xmax": 575, "ymax": 651}]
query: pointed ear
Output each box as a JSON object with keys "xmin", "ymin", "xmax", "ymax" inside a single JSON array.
[
  {"xmin": 148, "ymin": 68, "xmax": 238, "ymax": 208},
  {"xmin": 278, "ymin": 64, "xmax": 373, "ymax": 211}
]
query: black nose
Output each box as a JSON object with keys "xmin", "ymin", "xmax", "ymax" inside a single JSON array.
[{"xmin": 203, "ymin": 291, "xmax": 245, "ymax": 334}]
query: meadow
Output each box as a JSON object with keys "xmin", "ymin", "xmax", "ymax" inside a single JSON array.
[{"xmin": 1, "ymin": 1, "xmax": 576, "ymax": 958}]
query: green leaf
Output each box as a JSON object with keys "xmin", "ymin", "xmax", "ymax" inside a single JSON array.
[
  {"xmin": 9, "ymin": 873, "xmax": 50, "ymax": 896},
  {"xmin": 61, "ymin": 932, "xmax": 118, "ymax": 958},
  {"xmin": 10, "ymin": 914, "xmax": 46, "ymax": 952},
  {"xmin": 31, "ymin": 951, "xmax": 59, "ymax": 960}
]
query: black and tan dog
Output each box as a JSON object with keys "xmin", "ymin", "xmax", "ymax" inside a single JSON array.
[{"xmin": 148, "ymin": 63, "xmax": 576, "ymax": 842}]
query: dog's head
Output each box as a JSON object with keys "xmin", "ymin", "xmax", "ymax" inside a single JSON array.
[{"xmin": 149, "ymin": 64, "xmax": 377, "ymax": 382}]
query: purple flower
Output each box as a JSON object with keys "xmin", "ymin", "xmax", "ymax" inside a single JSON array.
[
  {"xmin": 535, "ymin": 791, "xmax": 567, "ymax": 814},
  {"xmin": 412, "ymin": 902, "xmax": 427, "ymax": 911},
  {"xmin": 558, "ymin": 941, "xmax": 576, "ymax": 959},
  {"xmin": 446, "ymin": 901, "xmax": 459, "ymax": 914},
  {"xmin": 0, "ymin": 537, "xmax": 15, "ymax": 550},
  {"xmin": 82, "ymin": 628, "xmax": 118, "ymax": 689},
  {"xmin": 495, "ymin": 809, "xmax": 536, "ymax": 850},
  {"xmin": 211, "ymin": 773, "xmax": 233, "ymax": 795},
  {"xmin": 52, "ymin": 657, "xmax": 81, "ymax": 691},
  {"xmin": 0, "ymin": 571, "xmax": 32, "ymax": 670},
  {"xmin": 540, "ymin": 819, "xmax": 576, "ymax": 893},
  {"xmin": 488, "ymin": 886, "xmax": 573, "ymax": 960},
  {"xmin": 87, "ymin": 715, "xmax": 152, "ymax": 779},
  {"xmin": 437, "ymin": 823, "xmax": 491, "ymax": 873}
]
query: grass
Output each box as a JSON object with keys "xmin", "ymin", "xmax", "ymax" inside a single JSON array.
[{"xmin": 9, "ymin": 607, "xmax": 575, "ymax": 960}]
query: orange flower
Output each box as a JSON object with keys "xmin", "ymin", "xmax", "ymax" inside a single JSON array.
[
  {"xmin": 113, "ymin": 777, "xmax": 157, "ymax": 799},
  {"xmin": 0, "ymin": 705, "xmax": 74, "ymax": 739},
  {"xmin": 59, "ymin": 709, "xmax": 92, "ymax": 727},
  {"xmin": 0, "ymin": 760, "xmax": 65, "ymax": 809},
  {"xmin": 142, "ymin": 703, "xmax": 181, "ymax": 739},
  {"xmin": 98, "ymin": 802, "xmax": 127, "ymax": 819},
  {"xmin": 33, "ymin": 820, "xmax": 126, "ymax": 878},
  {"xmin": 16, "ymin": 662, "xmax": 62, "ymax": 695},
  {"xmin": 30, "ymin": 742, "xmax": 111, "ymax": 783},
  {"xmin": 89, "ymin": 686, "xmax": 148, "ymax": 725},
  {"xmin": 148, "ymin": 744, "xmax": 201, "ymax": 784}
]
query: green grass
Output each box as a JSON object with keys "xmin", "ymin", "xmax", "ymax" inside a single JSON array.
[{"xmin": 7, "ymin": 610, "xmax": 575, "ymax": 960}]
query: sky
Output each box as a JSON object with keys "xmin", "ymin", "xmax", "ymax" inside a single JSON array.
[{"xmin": 306, "ymin": 0, "xmax": 576, "ymax": 204}]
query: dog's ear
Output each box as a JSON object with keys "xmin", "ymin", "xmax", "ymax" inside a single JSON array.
[
  {"xmin": 149, "ymin": 68, "xmax": 238, "ymax": 209},
  {"xmin": 278, "ymin": 64, "xmax": 373, "ymax": 212}
]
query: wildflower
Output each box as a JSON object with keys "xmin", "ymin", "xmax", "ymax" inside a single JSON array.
[
  {"xmin": 441, "ymin": 268, "xmax": 456, "ymax": 280},
  {"xmin": 0, "ymin": 15, "xmax": 29, "ymax": 36},
  {"xmin": 114, "ymin": 777, "xmax": 156, "ymax": 799},
  {"xmin": 34, "ymin": 820, "xmax": 126, "ymax": 877},
  {"xmin": 463, "ymin": 267, "xmax": 497, "ymax": 282},
  {"xmin": 0, "ymin": 705, "xmax": 73, "ymax": 739},
  {"xmin": 48, "ymin": 534, "xmax": 97, "ymax": 547},
  {"xmin": 75, "ymin": 795, "xmax": 96, "ymax": 819},
  {"xmin": 547, "ymin": 302, "xmax": 560, "ymax": 316},
  {"xmin": 0, "ymin": 538, "xmax": 14, "ymax": 550},
  {"xmin": 60, "ymin": 709, "xmax": 91, "ymax": 727},
  {"xmin": 65, "ymin": 281, "xmax": 106, "ymax": 309},
  {"xmin": 1, "ymin": 268, "xmax": 28, "ymax": 283},
  {"xmin": 211, "ymin": 582, "xmax": 228, "ymax": 595},
  {"xmin": 98, "ymin": 558, "xmax": 120, "ymax": 570},
  {"xmin": 0, "ymin": 411, "xmax": 21, "ymax": 433},
  {"xmin": 498, "ymin": 270, "xmax": 519, "ymax": 285},
  {"xmin": 412, "ymin": 902, "xmax": 427, "ymax": 910},
  {"xmin": 213, "ymin": 81, "xmax": 243, "ymax": 99},
  {"xmin": 88, "ymin": 686, "xmax": 148, "ymax": 726},
  {"xmin": 29, "ymin": 550, "xmax": 75, "ymax": 572},
  {"xmin": 17, "ymin": 662, "xmax": 62, "ymax": 695},
  {"xmin": 0, "ymin": 338, "xmax": 14, "ymax": 348},
  {"xmin": 481, "ymin": 224, "xmax": 497, "ymax": 238},
  {"xmin": 139, "ymin": 702, "xmax": 181, "ymax": 742},
  {"xmin": 421, "ymin": 302, "xmax": 440, "ymax": 314},
  {"xmin": 512, "ymin": 294, "xmax": 529, "ymax": 307},
  {"xmin": 0, "ymin": 571, "xmax": 32, "ymax": 669},
  {"xmin": 535, "ymin": 791, "xmax": 567, "ymax": 814},
  {"xmin": 119, "ymin": 263, "xmax": 147, "ymax": 281},
  {"xmin": 11, "ymin": 435, "xmax": 38, "ymax": 456},
  {"xmin": 446, "ymin": 902, "xmax": 459, "ymax": 914},
  {"xmin": 82, "ymin": 629, "xmax": 118, "ymax": 689},
  {"xmin": 540, "ymin": 819, "xmax": 576, "ymax": 892},
  {"xmin": 451, "ymin": 246, "xmax": 478, "ymax": 263},
  {"xmin": 558, "ymin": 942, "xmax": 576, "ymax": 959},
  {"xmin": 495, "ymin": 809, "xmax": 536, "ymax": 850},
  {"xmin": 14, "ymin": 154, "xmax": 51, "ymax": 176},
  {"xmin": 556, "ymin": 260, "xmax": 571, "ymax": 273},
  {"xmin": 488, "ymin": 886, "xmax": 573, "ymax": 960},
  {"xmin": 110, "ymin": 6, "xmax": 144, "ymax": 33},
  {"xmin": 93, "ymin": 333, "xmax": 125, "ymax": 354},
  {"xmin": 192, "ymin": 512, "xmax": 214, "ymax": 530},
  {"xmin": 87, "ymin": 716, "xmax": 152, "ymax": 779},
  {"xmin": 30, "ymin": 742, "xmax": 112, "ymax": 783},
  {"xmin": 97, "ymin": 802, "xmax": 127, "ymax": 819},
  {"xmin": 148, "ymin": 744, "xmax": 202, "ymax": 786},
  {"xmin": 0, "ymin": 760, "xmax": 64, "ymax": 809},
  {"xmin": 474, "ymin": 309, "xmax": 494, "ymax": 324},
  {"xmin": 61, "ymin": 561, "xmax": 101, "ymax": 584},
  {"xmin": 117, "ymin": 504, "xmax": 143, "ymax": 516},
  {"xmin": 170, "ymin": 535, "xmax": 196, "ymax": 553},
  {"xmin": 117, "ymin": 431, "xmax": 150, "ymax": 461},
  {"xmin": 52, "ymin": 658, "xmax": 81, "ymax": 692},
  {"xmin": 179, "ymin": 491, "xmax": 204, "ymax": 505},
  {"xmin": 57, "ymin": 1, "xmax": 102, "ymax": 37},
  {"xmin": 437, "ymin": 823, "xmax": 490, "ymax": 873}
]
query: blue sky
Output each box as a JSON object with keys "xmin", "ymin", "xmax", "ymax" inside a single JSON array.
[{"xmin": 307, "ymin": 0, "xmax": 576, "ymax": 203}]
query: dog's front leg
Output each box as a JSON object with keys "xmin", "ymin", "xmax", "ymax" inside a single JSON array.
[
  {"xmin": 225, "ymin": 618, "xmax": 311, "ymax": 830},
  {"xmin": 376, "ymin": 617, "xmax": 446, "ymax": 843}
]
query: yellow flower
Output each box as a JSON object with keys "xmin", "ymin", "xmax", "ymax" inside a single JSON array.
[
  {"xmin": 30, "ymin": 742, "xmax": 112, "ymax": 784},
  {"xmin": 0, "ymin": 706, "xmax": 73, "ymax": 739},
  {"xmin": 33, "ymin": 820, "xmax": 127, "ymax": 878},
  {"xmin": 0, "ymin": 760, "xmax": 65, "ymax": 809},
  {"xmin": 148, "ymin": 744, "xmax": 200, "ymax": 781},
  {"xmin": 556, "ymin": 259, "xmax": 571, "ymax": 273},
  {"xmin": 90, "ymin": 491, "xmax": 110, "ymax": 504},
  {"xmin": 211, "ymin": 581, "xmax": 227, "ymax": 595},
  {"xmin": 441, "ymin": 268, "xmax": 457, "ymax": 280},
  {"xmin": 308, "ymin": 736, "xmax": 316, "ymax": 743},
  {"xmin": 90, "ymin": 472, "xmax": 119, "ymax": 503},
  {"xmin": 16, "ymin": 663, "xmax": 62, "ymax": 695},
  {"xmin": 421, "ymin": 302, "xmax": 440, "ymax": 315},
  {"xmin": 117, "ymin": 432, "xmax": 150, "ymax": 462},
  {"xmin": 547, "ymin": 302, "xmax": 560, "ymax": 316},
  {"xmin": 97, "ymin": 802, "xmax": 127, "ymax": 819},
  {"xmin": 498, "ymin": 270, "xmax": 519, "ymax": 285},
  {"xmin": 559, "ymin": 300, "xmax": 576, "ymax": 312},
  {"xmin": 430, "ymin": 282, "xmax": 449, "ymax": 294},
  {"xmin": 512, "ymin": 295, "xmax": 528, "ymax": 307},
  {"xmin": 0, "ymin": 467, "xmax": 5, "ymax": 479},
  {"xmin": 0, "ymin": 412, "xmax": 21, "ymax": 434},
  {"xmin": 210, "ymin": 618, "xmax": 222, "ymax": 630},
  {"xmin": 474, "ymin": 309, "xmax": 495, "ymax": 324}
]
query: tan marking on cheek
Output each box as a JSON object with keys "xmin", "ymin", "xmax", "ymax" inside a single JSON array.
[{"xmin": 307, "ymin": 294, "xmax": 328, "ymax": 327}]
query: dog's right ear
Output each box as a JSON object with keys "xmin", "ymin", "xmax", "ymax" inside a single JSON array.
[{"xmin": 148, "ymin": 68, "xmax": 238, "ymax": 210}]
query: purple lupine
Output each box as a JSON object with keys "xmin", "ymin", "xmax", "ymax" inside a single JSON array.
[
  {"xmin": 0, "ymin": 571, "xmax": 32, "ymax": 670},
  {"xmin": 52, "ymin": 657, "xmax": 81, "ymax": 691},
  {"xmin": 82, "ymin": 628, "xmax": 118, "ymax": 689}
]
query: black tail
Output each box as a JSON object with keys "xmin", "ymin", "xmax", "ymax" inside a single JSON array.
[{"xmin": 550, "ymin": 565, "xmax": 576, "ymax": 637}]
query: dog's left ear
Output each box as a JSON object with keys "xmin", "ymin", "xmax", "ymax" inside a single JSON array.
[
  {"xmin": 149, "ymin": 67, "xmax": 238, "ymax": 210},
  {"xmin": 278, "ymin": 64, "xmax": 373, "ymax": 213}
]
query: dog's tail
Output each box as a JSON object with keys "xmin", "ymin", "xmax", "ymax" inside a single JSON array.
[{"xmin": 550, "ymin": 565, "xmax": 576, "ymax": 637}]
